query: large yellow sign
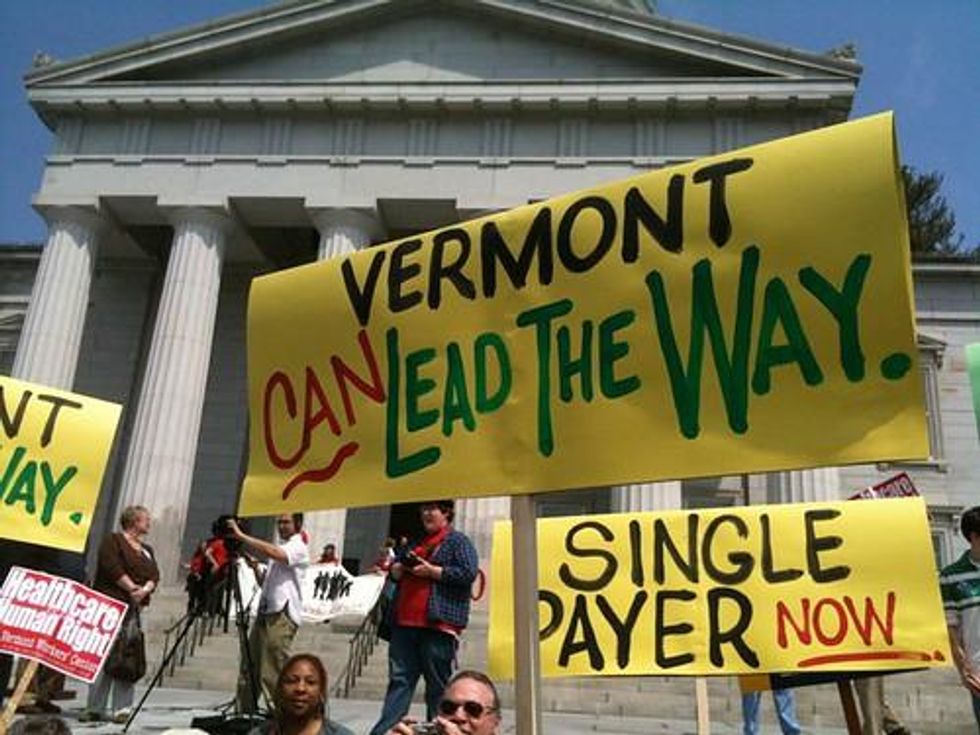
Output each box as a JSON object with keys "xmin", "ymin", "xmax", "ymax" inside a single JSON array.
[
  {"xmin": 0, "ymin": 376, "xmax": 121, "ymax": 552},
  {"xmin": 489, "ymin": 498, "xmax": 949, "ymax": 677},
  {"xmin": 241, "ymin": 112, "xmax": 926, "ymax": 515}
]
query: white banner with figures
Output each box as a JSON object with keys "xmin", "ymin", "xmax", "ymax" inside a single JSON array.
[
  {"xmin": 233, "ymin": 560, "xmax": 386, "ymax": 623},
  {"xmin": 302, "ymin": 564, "xmax": 386, "ymax": 623},
  {"xmin": 235, "ymin": 558, "xmax": 263, "ymax": 617}
]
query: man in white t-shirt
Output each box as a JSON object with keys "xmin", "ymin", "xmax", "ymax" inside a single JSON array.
[{"xmin": 228, "ymin": 513, "xmax": 310, "ymax": 713}]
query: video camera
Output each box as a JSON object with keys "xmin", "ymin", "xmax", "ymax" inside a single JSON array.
[{"xmin": 214, "ymin": 514, "xmax": 250, "ymax": 554}]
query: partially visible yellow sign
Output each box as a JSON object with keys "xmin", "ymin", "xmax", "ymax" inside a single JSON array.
[
  {"xmin": 489, "ymin": 498, "xmax": 949, "ymax": 678},
  {"xmin": 242, "ymin": 112, "xmax": 926, "ymax": 516},
  {"xmin": 0, "ymin": 375, "xmax": 121, "ymax": 552}
]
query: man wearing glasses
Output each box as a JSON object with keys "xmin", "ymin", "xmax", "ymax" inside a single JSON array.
[
  {"xmin": 388, "ymin": 670, "xmax": 501, "ymax": 735},
  {"xmin": 227, "ymin": 513, "xmax": 310, "ymax": 713}
]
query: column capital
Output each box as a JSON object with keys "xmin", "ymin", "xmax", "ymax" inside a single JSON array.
[
  {"xmin": 165, "ymin": 206, "xmax": 236, "ymax": 236},
  {"xmin": 306, "ymin": 207, "xmax": 385, "ymax": 243},
  {"xmin": 35, "ymin": 205, "xmax": 110, "ymax": 237}
]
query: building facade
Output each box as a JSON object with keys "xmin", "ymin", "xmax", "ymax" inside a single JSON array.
[{"xmin": 4, "ymin": 0, "xmax": 976, "ymax": 581}]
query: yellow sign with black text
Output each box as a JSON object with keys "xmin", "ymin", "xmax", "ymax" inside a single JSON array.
[
  {"xmin": 0, "ymin": 375, "xmax": 121, "ymax": 552},
  {"xmin": 241, "ymin": 113, "xmax": 926, "ymax": 515},
  {"xmin": 488, "ymin": 498, "xmax": 949, "ymax": 678}
]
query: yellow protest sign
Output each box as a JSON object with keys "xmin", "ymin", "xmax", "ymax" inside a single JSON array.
[
  {"xmin": 241, "ymin": 112, "xmax": 926, "ymax": 515},
  {"xmin": 488, "ymin": 498, "xmax": 949, "ymax": 678},
  {"xmin": 0, "ymin": 375, "xmax": 121, "ymax": 552}
]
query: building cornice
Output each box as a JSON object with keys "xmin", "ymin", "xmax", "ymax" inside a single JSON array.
[
  {"xmin": 28, "ymin": 77, "xmax": 856, "ymax": 120},
  {"xmin": 912, "ymin": 262, "xmax": 980, "ymax": 279}
]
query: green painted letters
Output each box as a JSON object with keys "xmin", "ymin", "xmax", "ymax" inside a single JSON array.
[
  {"xmin": 799, "ymin": 255, "xmax": 871, "ymax": 382},
  {"xmin": 752, "ymin": 278, "xmax": 823, "ymax": 394}
]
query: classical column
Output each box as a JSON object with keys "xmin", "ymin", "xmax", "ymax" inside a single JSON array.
[
  {"xmin": 456, "ymin": 496, "xmax": 512, "ymax": 568},
  {"xmin": 772, "ymin": 467, "xmax": 840, "ymax": 504},
  {"xmin": 12, "ymin": 207, "xmax": 106, "ymax": 389},
  {"xmin": 303, "ymin": 208, "xmax": 383, "ymax": 559},
  {"xmin": 612, "ymin": 481, "xmax": 682, "ymax": 512},
  {"xmin": 115, "ymin": 208, "xmax": 229, "ymax": 582}
]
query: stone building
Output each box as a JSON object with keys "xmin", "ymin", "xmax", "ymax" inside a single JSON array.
[{"xmin": 2, "ymin": 0, "xmax": 977, "ymax": 582}]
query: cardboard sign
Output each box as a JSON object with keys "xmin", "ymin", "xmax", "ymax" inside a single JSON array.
[
  {"xmin": 967, "ymin": 343, "xmax": 980, "ymax": 442},
  {"xmin": 744, "ymin": 476, "xmax": 923, "ymax": 692},
  {"xmin": 0, "ymin": 375, "xmax": 122, "ymax": 552},
  {"xmin": 848, "ymin": 472, "xmax": 919, "ymax": 501},
  {"xmin": 301, "ymin": 563, "xmax": 386, "ymax": 623},
  {"xmin": 0, "ymin": 567, "xmax": 127, "ymax": 683},
  {"xmin": 488, "ymin": 498, "xmax": 949, "ymax": 678},
  {"xmin": 241, "ymin": 112, "xmax": 927, "ymax": 515}
]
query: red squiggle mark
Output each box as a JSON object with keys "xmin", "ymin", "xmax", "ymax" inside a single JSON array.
[
  {"xmin": 798, "ymin": 650, "xmax": 934, "ymax": 668},
  {"xmin": 281, "ymin": 442, "xmax": 359, "ymax": 500}
]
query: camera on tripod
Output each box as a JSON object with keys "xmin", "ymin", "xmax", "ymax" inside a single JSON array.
[{"xmin": 215, "ymin": 514, "xmax": 249, "ymax": 554}]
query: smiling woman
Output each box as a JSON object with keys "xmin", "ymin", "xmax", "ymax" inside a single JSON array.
[{"xmin": 248, "ymin": 653, "xmax": 355, "ymax": 735}]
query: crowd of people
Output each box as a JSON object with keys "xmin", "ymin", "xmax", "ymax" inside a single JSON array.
[{"xmin": 3, "ymin": 500, "xmax": 980, "ymax": 734}]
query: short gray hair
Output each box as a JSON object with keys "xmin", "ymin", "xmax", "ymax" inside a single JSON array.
[{"xmin": 119, "ymin": 505, "xmax": 149, "ymax": 531}]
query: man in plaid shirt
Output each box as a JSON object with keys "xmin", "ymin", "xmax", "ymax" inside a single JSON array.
[
  {"xmin": 370, "ymin": 500, "xmax": 478, "ymax": 735},
  {"xmin": 940, "ymin": 505, "xmax": 980, "ymax": 729}
]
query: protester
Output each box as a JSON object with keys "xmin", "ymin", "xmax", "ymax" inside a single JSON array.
[
  {"xmin": 941, "ymin": 505, "xmax": 980, "ymax": 729},
  {"xmin": 247, "ymin": 653, "xmax": 354, "ymax": 735},
  {"xmin": 369, "ymin": 500, "xmax": 479, "ymax": 735},
  {"xmin": 368, "ymin": 539, "xmax": 396, "ymax": 574},
  {"xmin": 386, "ymin": 670, "xmax": 500, "ymax": 735},
  {"xmin": 80, "ymin": 505, "xmax": 160, "ymax": 724},
  {"xmin": 853, "ymin": 676, "xmax": 910, "ymax": 735},
  {"xmin": 318, "ymin": 543, "xmax": 340, "ymax": 565},
  {"xmin": 228, "ymin": 513, "xmax": 310, "ymax": 713},
  {"xmin": 197, "ymin": 522, "xmax": 231, "ymax": 614},
  {"xmin": 741, "ymin": 688, "xmax": 800, "ymax": 735},
  {"xmin": 184, "ymin": 539, "xmax": 210, "ymax": 610}
]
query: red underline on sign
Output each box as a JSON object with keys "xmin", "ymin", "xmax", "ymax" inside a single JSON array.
[
  {"xmin": 798, "ymin": 650, "xmax": 937, "ymax": 668},
  {"xmin": 281, "ymin": 442, "xmax": 360, "ymax": 499}
]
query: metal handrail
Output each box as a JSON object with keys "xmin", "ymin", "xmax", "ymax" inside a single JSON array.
[
  {"xmin": 332, "ymin": 598, "xmax": 384, "ymax": 699},
  {"xmin": 157, "ymin": 577, "xmax": 231, "ymax": 683}
]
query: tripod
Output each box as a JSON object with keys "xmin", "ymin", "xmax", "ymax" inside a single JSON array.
[{"xmin": 123, "ymin": 552, "xmax": 268, "ymax": 733}]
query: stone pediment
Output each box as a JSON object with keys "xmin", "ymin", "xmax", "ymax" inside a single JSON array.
[
  {"xmin": 26, "ymin": 0, "xmax": 859, "ymax": 90},
  {"xmin": 119, "ymin": 9, "xmax": 751, "ymax": 84}
]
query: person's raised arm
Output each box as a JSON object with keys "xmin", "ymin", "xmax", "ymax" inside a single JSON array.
[{"xmin": 226, "ymin": 519, "xmax": 288, "ymax": 563}]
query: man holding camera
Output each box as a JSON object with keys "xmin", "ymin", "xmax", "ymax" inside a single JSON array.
[
  {"xmin": 226, "ymin": 513, "xmax": 309, "ymax": 713},
  {"xmin": 370, "ymin": 500, "xmax": 479, "ymax": 735},
  {"xmin": 387, "ymin": 670, "xmax": 500, "ymax": 735}
]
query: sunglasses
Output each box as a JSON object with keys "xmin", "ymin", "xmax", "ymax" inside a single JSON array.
[{"xmin": 438, "ymin": 698, "xmax": 494, "ymax": 718}]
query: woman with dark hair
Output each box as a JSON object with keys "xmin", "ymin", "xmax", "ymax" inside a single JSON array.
[
  {"xmin": 248, "ymin": 653, "xmax": 354, "ymax": 735},
  {"xmin": 80, "ymin": 505, "xmax": 159, "ymax": 724}
]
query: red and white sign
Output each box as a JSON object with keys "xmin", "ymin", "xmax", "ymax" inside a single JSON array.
[
  {"xmin": 0, "ymin": 567, "xmax": 127, "ymax": 683},
  {"xmin": 848, "ymin": 472, "xmax": 920, "ymax": 501}
]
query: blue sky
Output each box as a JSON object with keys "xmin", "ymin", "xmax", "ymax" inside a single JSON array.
[{"xmin": 0, "ymin": 0, "xmax": 976, "ymax": 246}]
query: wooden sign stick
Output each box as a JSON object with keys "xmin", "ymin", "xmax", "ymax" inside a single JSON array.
[
  {"xmin": 0, "ymin": 659, "xmax": 39, "ymax": 734},
  {"xmin": 837, "ymin": 679, "xmax": 862, "ymax": 735},
  {"xmin": 694, "ymin": 676, "xmax": 710, "ymax": 734},
  {"xmin": 511, "ymin": 494, "xmax": 542, "ymax": 735}
]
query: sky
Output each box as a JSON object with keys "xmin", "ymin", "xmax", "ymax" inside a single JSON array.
[{"xmin": 0, "ymin": 0, "xmax": 976, "ymax": 247}]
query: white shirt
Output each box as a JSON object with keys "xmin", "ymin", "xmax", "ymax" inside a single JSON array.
[{"xmin": 258, "ymin": 532, "xmax": 310, "ymax": 626}]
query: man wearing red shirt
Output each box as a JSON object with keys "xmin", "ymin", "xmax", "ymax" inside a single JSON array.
[{"xmin": 369, "ymin": 500, "xmax": 478, "ymax": 735}]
